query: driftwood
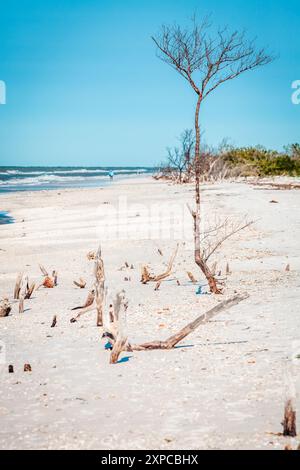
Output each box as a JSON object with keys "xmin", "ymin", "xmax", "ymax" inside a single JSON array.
[
  {"xmin": 39, "ymin": 264, "xmax": 48, "ymax": 276},
  {"xmin": 94, "ymin": 246, "xmax": 105, "ymax": 327},
  {"xmin": 24, "ymin": 281, "xmax": 35, "ymax": 299},
  {"xmin": 141, "ymin": 244, "xmax": 179, "ymax": 284},
  {"xmin": 87, "ymin": 251, "xmax": 96, "ymax": 260},
  {"xmin": 73, "ymin": 278, "xmax": 86, "ymax": 289},
  {"xmin": 37, "ymin": 267, "xmax": 57, "ymax": 289},
  {"xmin": 14, "ymin": 273, "xmax": 23, "ymax": 299},
  {"xmin": 43, "ymin": 276, "xmax": 54, "ymax": 288},
  {"xmin": 251, "ymin": 181, "xmax": 300, "ymax": 191},
  {"xmin": 110, "ymin": 336, "xmax": 128, "ymax": 364},
  {"xmin": 282, "ymin": 399, "xmax": 297, "ymax": 437},
  {"xmin": 52, "ymin": 271, "xmax": 58, "ymax": 286},
  {"xmin": 282, "ymin": 364, "xmax": 297, "ymax": 437},
  {"xmin": 105, "ymin": 291, "xmax": 129, "ymax": 364},
  {"xmin": 105, "ymin": 293, "xmax": 248, "ymax": 363},
  {"xmin": 0, "ymin": 298, "xmax": 11, "ymax": 318},
  {"xmin": 71, "ymin": 289, "xmax": 95, "ymax": 311},
  {"xmin": 126, "ymin": 293, "xmax": 248, "ymax": 352},
  {"xmin": 187, "ymin": 271, "xmax": 197, "ymax": 283}
]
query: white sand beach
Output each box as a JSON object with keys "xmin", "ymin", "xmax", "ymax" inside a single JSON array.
[{"xmin": 0, "ymin": 176, "xmax": 299, "ymax": 450}]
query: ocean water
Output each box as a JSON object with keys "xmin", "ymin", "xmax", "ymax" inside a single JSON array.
[{"xmin": 0, "ymin": 166, "xmax": 155, "ymax": 193}]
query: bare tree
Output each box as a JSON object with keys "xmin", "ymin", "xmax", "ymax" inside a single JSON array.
[
  {"xmin": 152, "ymin": 16, "xmax": 273, "ymax": 293},
  {"xmin": 166, "ymin": 146, "xmax": 186, "ymax": 183},
  {"xmin": 166, "ymin": 129, "xmax": 195, "ymax": 182}
]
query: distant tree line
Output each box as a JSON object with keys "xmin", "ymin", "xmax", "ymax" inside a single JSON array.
[{"xmin": 156, "ymin": 133, "xmax": 300, "ymax": 182}]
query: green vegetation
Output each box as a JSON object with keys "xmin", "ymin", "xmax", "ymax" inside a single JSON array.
[{"xmin": 223, "ymin": 144, "xmax": 300, "ymax": 176}]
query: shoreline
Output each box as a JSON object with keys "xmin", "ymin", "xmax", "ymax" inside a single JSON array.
[{"xmin": 0, "ymin": 177, "xmax": 299, "ymax": 449}]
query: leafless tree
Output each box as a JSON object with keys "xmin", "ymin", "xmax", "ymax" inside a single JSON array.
[
  {"xmin": 166, "ymin": 147, "xmax": 186, "ymax": 183},
  {"xmin": 152, "ymin": 16, "xmax": 274, "ymax": 293},
  {"xmin": 166, "ymin": 129, "xmax": 195, "ymax": 182}
]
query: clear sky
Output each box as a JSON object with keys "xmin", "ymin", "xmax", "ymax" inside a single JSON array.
[{"xmin": 0, "ymin": 0, "xmax": 299, "ymax": 166}]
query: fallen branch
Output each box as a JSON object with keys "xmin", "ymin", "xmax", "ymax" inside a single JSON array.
[
  {"xmin": 128, "ymin": 293, "xmax": 249, "ymax": 351},
  {"xmin": 141, "ymin": 244, "xmax": 179, "ymax": 284}
]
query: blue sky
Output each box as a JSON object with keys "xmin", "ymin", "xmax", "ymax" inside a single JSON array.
[{"xmin": 0, "ymin": 0, "xmax": 299, "ymax": 166}]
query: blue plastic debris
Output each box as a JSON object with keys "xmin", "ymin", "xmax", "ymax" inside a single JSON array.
[
  {"xmin": 105, "ymin": 341, "xmax": 113, "ymax": 350},
  {"xmin": 196, "ymin": 286, "xmax": 202, "ymax": 295},
  {"xmin": 196, "ymin": 285, "xmax": 210, "ymax": 295}
]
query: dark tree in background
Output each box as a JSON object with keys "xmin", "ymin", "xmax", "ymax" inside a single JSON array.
[
  {"xmin": 152, "ymin": 16, "xmax": 274, "ymax": 293},
  {"xmin": 166, "ymin": 129, "xmax": 195, "ymax": 182}
]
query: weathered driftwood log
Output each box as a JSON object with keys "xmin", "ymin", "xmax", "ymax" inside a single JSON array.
[
  {"xmin": 94, "ymin": 246, "xmax": 105, "ymax": 327},
  {"xmin": 141, "ymin": 244, "xmax": 179, "ymax": 284},
  {"xmin": 14, "ymin": 273, "xmax": 23, "ymax": 299},
  {"xmin": 127, "ymin": 293, "xmax": 248, "ymax": 351},
  {"xmin": 106, "ymin": 293, "xmax": 248, "ymax": 363},
  {"xmin": 282, "ymin": 399, "xmax": 297, "ymax": 437},
  {"xmin": 107, "ymin": 291, "xmax": 129, "ymax": 363},
  {"xmin": 73, "ymin": 278, "xmax": 86, "ymax": 289},
  {"xmin": 0, "ymin": 298, "xmax": 11, "ymax": 317}
]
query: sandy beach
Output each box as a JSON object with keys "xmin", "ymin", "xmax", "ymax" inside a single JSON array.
[{"xmin": 0, "ymin": 176, "xmax": 299, "ymax": 450}]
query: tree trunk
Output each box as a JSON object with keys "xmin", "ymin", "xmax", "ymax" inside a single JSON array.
[
  {"xmin": 193, "ymin": 95, "xmax": 221, "ymax": 294},
  {"xmin": 179, "ymin": 169, "xmax": 182, "ymax": 183}
]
